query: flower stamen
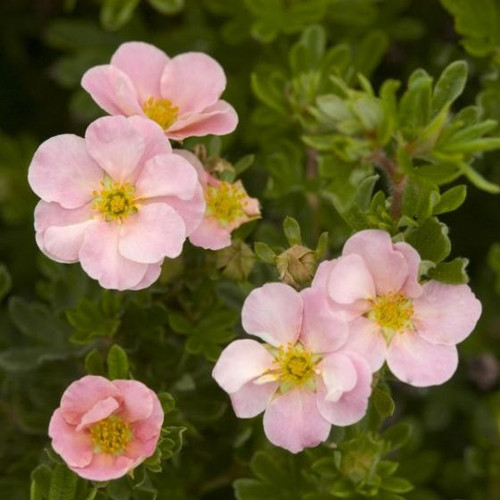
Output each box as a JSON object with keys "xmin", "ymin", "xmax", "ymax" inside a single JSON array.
[
  {"xmin": 93, "ymin": 179, "xmax": 138, "ymax": 222},
  {"xmin": 205, "ymin": 182, "xmax": 246, "ymax": 226},
  {"xmin": 90, "ymin": 415, "xmax": 132, "ymax": 455},
  {"xmin": 370, "ymin": 292, "xmax": 414, "ymax": 333},
  {"xmin": 142, "ymin": 97, "xmax": 179, "ymax": 130}
]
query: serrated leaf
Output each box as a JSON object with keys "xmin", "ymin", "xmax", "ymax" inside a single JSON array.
[
  {"xmin": 48, "ymin": 464, "xmax": 78, "ymax": 500},
  {"xmin": 427, "ymin": 257, "xmax": 470, "ymax": 284},
  {"xmin": 107, "ymin": 344, "xmax": 129, "ymax": 380},
  {"xmin": 406, "ymin": 217, "xmax": 451, "ymax": 263}
]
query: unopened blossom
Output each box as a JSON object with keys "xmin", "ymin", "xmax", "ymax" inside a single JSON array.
[
  {"xmin": 28, "ymin": 115, "xmax": 205, "ymax": 290},
  {"xmin": 212, "ymin": 283, "xmax": 372, "ymax": 453},
  {"xmin": 49, "ymin": 375, "xmax": 164, "ymax": 481},
  {"xmin": 176, "ymin": 151, "xmax": 260, "ymax": 250},
  {"xmin": 312, "ymin": 230, "xmax": 482, "ymax": 387},
  {"xmin": 82, "ymin": 42, "xmax": 238, "ymax": 141}
]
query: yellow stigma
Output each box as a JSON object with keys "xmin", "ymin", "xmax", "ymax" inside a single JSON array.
[
  {"xmin": 205, "ymin": 182, "xmax": 245, "ymax": 226},
  {"xmin": 142, "ymin": 97, "xmax": 179, "ymax": 130},
  {"xmin": 371, "ymin": 293, "xmax": 414, "ymax": 332},
  {"xmin": 93, "ymin": 179, "xmax": 137, "ymax": 222},
  {"xmin": 275, "ymin": 343, "xmax": 317, "ymax": 391},
  {"xmin": 90, "ymin": 415, "xmax": 132, "ymax": 455}
]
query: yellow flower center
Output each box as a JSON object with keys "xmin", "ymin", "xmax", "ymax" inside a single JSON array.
[
  {"xmin": 275, "ymin": 343, "xmax": 317, "ymax": 391},
  {"xmin": 90, "ymin": 415, "xmax": 132, "ymax": 455},
  {"xmin": 93, "ymin": 180, "xmax": 138, "ymax": 222},
  {"xmin": 142, "ymin": 97, "xmax": 179, "ymax": 130},
  {"xmin": 205, "ymin": 182, "xmax": 245, "ymax": 226},
  {"xmin": 371, "ymin": 293, "xmax": 414, "ymax": 332}
]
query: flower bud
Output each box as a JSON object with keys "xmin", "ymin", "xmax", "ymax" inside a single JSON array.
[{"xmin": 277, "ymin": 245, "xmax": 317, "ymax": 288}]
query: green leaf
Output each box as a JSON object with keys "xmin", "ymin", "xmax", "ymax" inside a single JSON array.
[
  {"xmin": 458, "ymin": 163, "xmax": 500, "ymax": 193},
  {"xmin": 427, "ymin": 257, "xmax": 470, "ymax": 284},
  {"xmin": 30, "ymin": 464, "xmax": 52, "ymax": 500},
  {"xmin": 0, "ymin": 263, "xmax": 12, "ymax": 301},
  {"xmin": 402, "ymin": 177, "xmax": 440, "ymax": 221},
  {"xmin": 251, "ymin": 71, "xmax": 288, "ymax": 114},
  {"xmin": 254, "ymin": 242, "xmax": 277, "ymax": 264},
  {"xmin": 380, "ymin": 476, "xmax": 413, "ymax": 493},
  {"xmin": 382, "ymin": 422, "xmax": 412, "ymax": 451},
  {"xmin": 433, "ymin": 185, "xmax": 467, "ymax": 214},
  {"xmin": 107, "ymin": 344, "xmax": 129, "ymax": 380},
  {"xmin": 399, "ymin": 69, "xmax": 433, "ymax": 133},
  {"xmin": 147, "ymin": 0, "xmax": 184, "ymax": 15},
  {"xmin": 158, "ymin": 392, "xmax": 176, "ymax": 414},
  {"xmin": 373, "ymin": 386, "xmax": 395, "ymax": 419},
  {"xmin": 283, "ymin": 217, "xmax": 302, "ymax": 245},
  {"xmin": 289, "ymin": 24, "xmax": 326, "ymax": 74},
  {"xmin": 48, "ymin": 464, "xmax": 78, "ymax": 500},
  {"xmin": 234, "ymin": 155, "xmax": 255, "ymax": 177},
  {"xmin": 432, "ymin": 61, "xmax": 468, "ymax": 115},
  {"xmin": 353, "ymin": 30, "xmax": 389, "ymax": 77},
  {"xmin": 100, "ymin": 0, "xmax": 140, "ymax": 31},
  {"xmin": 84, "ymin": 348, "xmax": 105, "ymax": 376},
  {"xmin": 215, "ymin": 239, "xmax": 256, "ymax": 281},
  {"xmin": 406, "ymin": 217, "xmax": 451, "ymax": 263}
]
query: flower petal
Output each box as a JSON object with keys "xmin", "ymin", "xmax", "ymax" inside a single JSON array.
[
  {"xmin": 393, "ymin": 241, "xmax": 423, "ymax": 298},
  {"xmin": 340, "ymin": 316, "xmax": 386, "ymax": 372},
  {"xmin": 135, "ymin": 154, "xmax": 198, "ymax": 200},
  {"xmin": 71, "ymin": 453, "xmax": 135, "ymax": 481},
  {"xmin": 412, "ymin": 281, "xmax": 482, "ymax": 345},
  {"xmin": 111, "ymin": 42, "xmax": 169, "ymax": 102},
  {"xmin": 387, "ymin": 331, "xmax": 459, "ymax": 387},
  {"xmin": 76, "ymin": 397, "xmax": 120, "ymax": 431},
  {"xmin": 189, "ymin": 217, "xmax": 231, "ymax": 250},
  {"xmin": 34, "ymin": 201, "xmax": 94, "ymax": 263},
  {"xmin": 317, "ymin": 353, "xmax": 358, "ymax": 402},
  {"xmin": 158, "ymin": 182, "xmax": 206, "ymax": 235},
  {"xmin": 242, "ymin": 283, "xmax": 303, "ymax": 347},
  {"xmin": 79, "ymin": 222, "xmax": 149, "ymax": 290},
  {"xmin": 173, "ymin": 149, "xmax": 208, "ymax": 186},
  {"xmin": 263, "ymin": 388, "xmax": 330, "ymax": 453},
  {"xmin": 28, "ymin": 135, "xmax": 102, "ymax": 209},
  {"xmin": 112, "ymin": 380, "xmax": 154, "ymax": 422},
  {"xmin": 49, "ymin": 409, "xmax": 94, "ymax": 468},
  {"xmin": 118, "ymin": 203, "xmax": 186, "ymax": 263},
  {"xmin": 85, "ymin": 116, "xmax": 145, "ymax": 183},
  {"xmin": 212, "ymin": 339, "xmax": 275, "ymax": 394},
  {"xmin": 161, "ymin": 52, "xmax": 226, "ymax": 115},
  {"xmin": 128, "ymin": 115, "xmax": 172, "ymax": 168},
  {"xmin": 129, "ymin": 263, "xmax": 162, "ymax": 291},
  {"xmin": 166, "ymin": 101, "xmax": 238, "ymax": 140},
  {"xmin": 343, "ymin": 230, "xmax": 409, "ymax": 295},
  {"xmin": 81, "ymin": 65, "xmax": 143, "ymax": 116},
  {"xmin": 130, "ymin": 390, "xmax": 164, "ymax": 442},
  {"xmin": 316, "ymin": 352, "xmax": 372, "ymax": 426},
  {"xmin": 60, "ymin": 375, "xmax": 122, "ymax": 426},
  {"xmin": 229, "ymin": 380, "xmax": 279, "ymax": 418},
  {"xmin": 299, "ymin": 288, "xmax": 349, "ymax": 354}
]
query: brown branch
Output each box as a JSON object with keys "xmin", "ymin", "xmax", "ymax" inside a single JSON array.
[{"xmin": 368, "ymin": 150, "xmax": 407, "ymax": 220}]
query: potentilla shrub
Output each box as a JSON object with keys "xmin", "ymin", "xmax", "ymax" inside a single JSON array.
[{"xmin": 1, "ymin": 2, "xmax": 499, "ymax": 499}]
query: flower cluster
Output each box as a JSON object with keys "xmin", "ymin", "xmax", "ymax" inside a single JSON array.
[
  {"xmin": 212, "ymin": 229, "xmax": 482, "ymax": 453},
  {"xmin": 28, "ymin": 42, "xmax": 259, "ymax": 290}
]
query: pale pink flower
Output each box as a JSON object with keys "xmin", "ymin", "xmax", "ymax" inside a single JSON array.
[
  {"xmin": 212, "ymin": 283, "xmax": 372, "ymax": 453},
  {"xmin": 312, "ymin": 230, "xmax": 482, "ymax": 387},
  {"xmin": 48, "ymin": 375, "xmax": 164, "ymax": 481},
  {"xmin": 175, "ymin": 151, "xmax": 260, "ymax": 250},
  {"xmin": 81, "ymin": 42, "xmax": 238, "ymax": 141},
  {"xmin": 28, "ymin": 115, "xmax": 205, "ymax": 290}
]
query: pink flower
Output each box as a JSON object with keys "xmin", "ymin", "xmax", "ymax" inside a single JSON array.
[
  {"xmin": 175, "ymin": 151, "xmax": 260, "ymax": 250},
  {"xmin": 82, "ymin": 42, "xmax": 238, "ymax": 141},
  {"xmin": 28, "ymin": 115, "xmax": 205, "ymax": 290},
  {"xmin": 48, "ymin": 375, "xmax": 164, "ymax": 481},
  {"xmin": 312, "ymin": 229, "xmax": 482, "ymax": 387},
  {"xmin": 212, "ymin": 283, "xmax": 372, "ymax": 453}
]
